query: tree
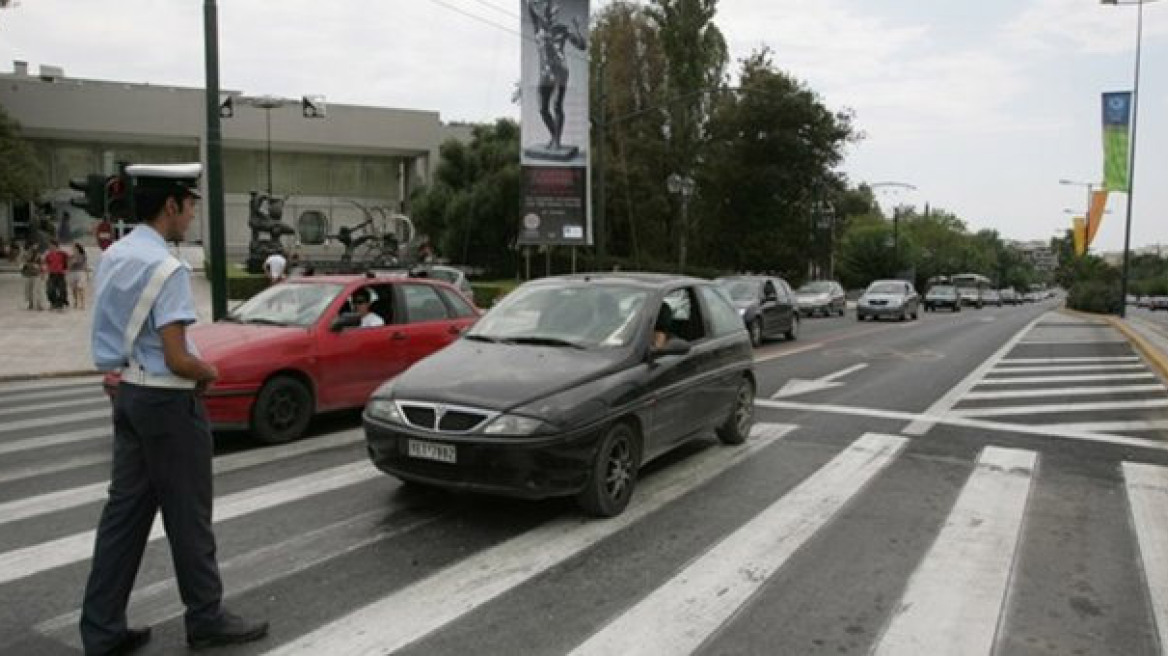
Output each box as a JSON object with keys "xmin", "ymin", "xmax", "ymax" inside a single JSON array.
[
  {"xmin": 0, "ymin": 105, "xmax": 43, "ymax": 203},
  {"xmin": 410, "ymin": 119, "xmax": 521, "ymax": 276}
]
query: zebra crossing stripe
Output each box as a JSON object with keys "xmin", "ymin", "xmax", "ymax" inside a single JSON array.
[
  {"xmin": 567, "ymin": 433, "xmax": 907, "ymax": 656},
  {"xmin": 975, "ymin": 373, "xmax": 1156, "ymax": 385},
  {"xmin": 872, "ymin": 447, "xmax": 1037, "ymax": 656},
  {"xmin": 952, "ymin": 398, "xmax": 1168, "ymax": 418},
  {"xmin": 0, "ymin": 376, "xmax": 103, "ymax": 395},
  {"xmin": 0, "ymin": 385, "xmax": 105, "ymax": 406},
  {"xmin": 0, "ymin": 409, "xmax": 110, "ymax": 435},
  {"xmin": 263, "ymin": 423, "xmax": 797, "ymax": 656},
  {"xmin": 961, "ymin": 384, "xmax": 1164, "ymax": 401},
  {"xmin": 0, "ymin": 429, "xmax": 366, "ymax": 526},
  {"xmin": 987, "ymin": 364, "xmax": 1145, "ymax": 374},
  {"xmin": 0, "ymin": 453, "xmax": 111, "ymax": 485},
  {"xmin": 0, "ymin": 460, "xmax": 382, "ymax": 585},
  {"xmin": 1123, "ymin": 462, "xmax": 1168, "ymax": 651},
  {"xmin": 0, "ymin": 427, "xmax": 110, "ymax": 456},
  {"xmin": 998, "ymin": 357, "xmax": 1139, "ymax": 365},
  {"xmin": 0, "ymin": 396, "xmax": 111, "ymax": 418}
]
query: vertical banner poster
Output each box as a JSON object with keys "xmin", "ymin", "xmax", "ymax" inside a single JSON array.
[
  {"xmin": 518, "ymin": 0, "xmax": 591, "ymax": 246},
  {"xmin": 1086, "ymin": 189, "xmax": 1109, "ymax": 247},
  {"xmin": 1101, "ymin": 91, "xmax": 1132, "ymax": 192},
  {"xmin": 1072, "ymin": 216, "xmax": 1087, "ymax": 256}
]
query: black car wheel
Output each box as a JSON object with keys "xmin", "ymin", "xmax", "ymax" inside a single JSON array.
[
  {"xmin": 717, "ymin": 376, "xmax": 755, "ymax": 445},
  {"xmin": 252, "ymin": 375, "xmax": 313, "ymax": 444},
  {"xmin": 785, "ymin": 316, "xmax": 798, "ymax": 341},
  {"xmin": 577, "ymin": 422, "xmax": 638, "ymax": 517},
  {"xmin": 749, "ymin": 318, "xmax": 763, "ymax": 347}
]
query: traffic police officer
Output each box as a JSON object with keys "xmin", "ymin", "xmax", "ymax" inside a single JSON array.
[{"xmin": 82, "ymin": 163, "xmax": 268, "ymax": 654}]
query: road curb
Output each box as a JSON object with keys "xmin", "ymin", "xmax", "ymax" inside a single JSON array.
[
  {"xmin": 1061, "ymin": 308, "xmax": 1168, "ymax": 381},
  {"xmin": 0, "ymin": 369, "xmax": 100, "ymax": 384}
]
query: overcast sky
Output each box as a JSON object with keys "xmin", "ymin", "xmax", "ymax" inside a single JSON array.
[{"xmin": 2, "ymin": 0, "xmax": 1165, "ymax": 251}]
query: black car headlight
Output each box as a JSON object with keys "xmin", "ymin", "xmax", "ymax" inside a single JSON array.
[
  {"xmin": 481, "ymin": 413, "xmax": 550, "ymax": 436},
  {"xmin": 367, "ymin": 398, "xmax": 404, "ymax": 424}
]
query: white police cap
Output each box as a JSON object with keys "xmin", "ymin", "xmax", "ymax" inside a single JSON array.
[{"xmin": 125, "ymin": 163, "xmax": 203, "ymax": 198}]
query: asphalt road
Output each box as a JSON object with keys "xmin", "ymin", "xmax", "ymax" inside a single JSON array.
[{"xmin": 1, "ymin": 299, "xmax": 1166, "ymax": 655}]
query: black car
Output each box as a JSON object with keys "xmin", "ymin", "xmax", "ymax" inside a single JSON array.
[
  {"xmin": 924, "ymin": 284, "xmax": 961, "ymax": 312},
  {"xmin": 364, "ymin": 273, "xmax": 756, "ymax": 517},
  {"xmin": 715, "ymin": 275, "xmax": 799, "ymax": 347}
]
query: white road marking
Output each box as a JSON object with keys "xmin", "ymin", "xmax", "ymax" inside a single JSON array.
[
  {"xmin": 1019, "ymin": 339, "xmax": 1128, "ymax": 345},
  {"xmin": 0, "ymin": 430, "xmax": 365, "ymax": 526},
  {"xmin": 755, "ymin": 399, "xmax": 1168, "ymax": 452},
  {"xmin": 0, "ymin": 460, "xmax": 382, "ymax": 585},
  {"xmin": 0, "ymin": 376, "xmax": 103, "ymax": 394},
  {"xmin": 998, "ymin": 356, "xmax": 1140, "ymax": 365},
  {"xmin": 568, "ymin": 433, "xmax": 907, "ymax": 656},
  {"xmin": 962, "ymin": 384, "xmax": 1165, "ymax": 401},
  {"xmin": 263, "ymin": 424, "xmax": 798, "ymax": 656},
  {"xmin": 0, "ymin": 427, "xmax": 110, "ymax": 456},
  {"xmin": 1041, "ymin": 420, "xmax": 1168, "ymax": 433},
  {"xmin": 904, "ymin": 314, "xmax": 1046, "ymax": 436},
  {"xmin": 1122, "ymin": 462, "xmax": 1168, "ymax": 652},
  {"xmin": 975, "ymin": 373, "xmax": 1155, "ymax": 385},
  {"xmin": 951, "ymin": 398, "xmax": 1168, "ymax": 418},
  {"xmin": 753, "ymin": 342, "xmax": 823, "ymax": 363},
  {"xmin": 0, "ymin": 396, "xmax": 110, "ymax": 418},
  {"xmin": 872, "ymin": 447, "xmax": 1036, "ymax": 656},
  {"xmin": 0, "ymin": 385, "xmax": 106, "ymax": 406},
  {"xmin": 987, "ymin": 364, "xmax": 1145, "ymax": 374},
  {"xmin": 772, "ymin": 363, "xmax": 869, "ymax": 399},
  {"xmin": 0, "ymin": 408, "xmax": 110, "ymax": 435},
  {"xmin": 0, "ymin": 453, "xmax": 112, "ymax": 485},
  {"xmin": 37, "ymin": 507, "xmax": 445, "ymax": 644}
]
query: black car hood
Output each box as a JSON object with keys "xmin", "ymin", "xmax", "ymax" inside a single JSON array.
[{"xmin": 389, "ymin": 339, "xmax": 631, "ymax": 412}]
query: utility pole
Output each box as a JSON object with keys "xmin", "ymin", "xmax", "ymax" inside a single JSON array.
[{"xmin": 203, "ymin": 0, "xmax": 227, "ymax": 320}]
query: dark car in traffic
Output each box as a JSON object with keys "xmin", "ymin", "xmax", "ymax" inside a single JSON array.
[
  {"xmin": 363, "ymin": 273, "xmax": 756, "ymax": 517},
  {"xmin": 795, "ymin": 280, "xmax": 847, "ymax": 317},
  {"xmin": 924, "ymin": 284, "xmax": 961, "ymax": 312},
  {"xmin": 714, "ymin": 275, "xmax": 799, "ymax": 346}
]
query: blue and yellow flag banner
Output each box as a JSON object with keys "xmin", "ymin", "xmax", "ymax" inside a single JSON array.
[
  {"xmin": 1102, "ymin": 92, "xmax": 1132, "ymax": 192},
  {"xmin": 1073, "ymin": 216, "xmax": 1087, "ymax": 256}
]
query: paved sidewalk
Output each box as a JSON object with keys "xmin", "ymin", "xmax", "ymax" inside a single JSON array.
[{"xmin": 0, "ymin": 247, "xmax": 215, "ymax": 380}]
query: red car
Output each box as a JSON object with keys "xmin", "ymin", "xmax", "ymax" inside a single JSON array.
[{"xmin": 104, "ymin": 274, "xmax": 479, "ymax": 443}]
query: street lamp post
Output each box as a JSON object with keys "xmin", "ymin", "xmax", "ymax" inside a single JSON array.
[
  {"xmin": 667, "ymin": 173, "xmax": 696, "ymax": 273},
  {"xmin": 1058, "ymin": 178, "xmax": 1099, "ymax": 253},
  {"xmin": 251, "ymin": 96, "xmax": 285, "ymax": 196},
  {"xmin": 1100, "ymin": 0, "xmax": 1159, "ymax": 317},
  {"xmin": 870, "ymin": 181, "xmax": 917, "ymax": 278}
]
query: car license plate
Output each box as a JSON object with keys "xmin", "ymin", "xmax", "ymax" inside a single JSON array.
[{"xmin": 407, "ymin": 439, "xmax": 456, "ymax": 464}]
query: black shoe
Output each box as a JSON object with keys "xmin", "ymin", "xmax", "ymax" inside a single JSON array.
[
  {"xmin": 103, "ymin": 626, "xmax": 151, "ymax": 655},
  {"xmin": 187, "ymin": 611, "xmax": 269, "ymax": 650}
]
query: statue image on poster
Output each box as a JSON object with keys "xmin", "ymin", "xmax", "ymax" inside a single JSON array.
[{"xmin": 522, "ymin": 0, "xmax": 589, "ymax": 166}]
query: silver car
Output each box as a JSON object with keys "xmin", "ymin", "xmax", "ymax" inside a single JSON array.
[
  {"xmin": 857, "ymin": 279, "xmax": 920, "ymax": 322},
  {"xmin": 795, "ymin": 280, "xmax": 846, "ymax": 317}
]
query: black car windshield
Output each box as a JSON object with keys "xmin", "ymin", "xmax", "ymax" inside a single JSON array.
[
  {"xmin": 798, "ymin": 282, "xmax": 833, "ymax": 294},
  {"xmin": 867, "ymin": 282, "xmax": 905, "ymax": 295},
  {"xmin": 469, "ymin": 283, "xmax": 651, "ymax": 348},
  {"xmin": 716, "ymin": 280, "xmax": 759, "ymax": 302},
  {"xmin": 226, "ymin": 283, "xmax": 344, "ymax": 327}
]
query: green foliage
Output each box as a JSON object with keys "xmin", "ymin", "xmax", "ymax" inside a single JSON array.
[
  {"xmin": 0, "ymin": 105, "xmax": 44, "ymax": 203},
  {"xmin": 1063, "ymin": 255, "xmax": 1122, "ymax": 314}
]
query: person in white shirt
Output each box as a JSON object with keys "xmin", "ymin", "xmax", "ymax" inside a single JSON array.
[
  {"xmin": 263, "ymin": 250, "xmax": 287, "ymax": 285},
  {"xmin": 352, "ymin": 289, "xmax": 384, "ymax": 327}
]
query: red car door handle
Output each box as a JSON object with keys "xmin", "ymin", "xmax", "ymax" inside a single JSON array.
[{"xmin": 391, "ymin": 332, "xmax": 408, "ymax": 340}]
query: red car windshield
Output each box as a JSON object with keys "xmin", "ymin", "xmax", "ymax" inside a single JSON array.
[{"xmin": 225, "ymin": 283, "xmax": 345, "ymax": 326}]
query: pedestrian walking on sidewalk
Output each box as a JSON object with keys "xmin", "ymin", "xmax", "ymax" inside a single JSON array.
[
  {"xmin": 81, "ymin": 163, "xmax": 269, "ymax": 656},
  {"xmin": 43, "ymin": 239, "xmax": 69, "ymax": 310},
  {"xmin": 69, "ymin": 242, "xmax": 90, "ymax": 310},
  {"xmin": 20, "ymin": 243, "xmax": 44, "ymax": 311}
]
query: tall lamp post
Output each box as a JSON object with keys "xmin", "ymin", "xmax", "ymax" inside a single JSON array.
[
  {"xmin": 870, "ymin": 181, "xmax": 917, "ymax": 278},
  {"xmin": 251, "ymin": 95, "xmax": 285, "ymax": 196},
  {"xmin": 667, "ymin": 173, "xmax": 696, "ymax": 273},
  {"xmin": 1100, "ymin": 0, "xmax": 1159, "ymax": 317}
]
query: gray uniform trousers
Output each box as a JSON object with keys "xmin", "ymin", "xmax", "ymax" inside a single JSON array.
[{"xmin": 79, "ymin": 383, "xmax": 223, "ymax": 655}]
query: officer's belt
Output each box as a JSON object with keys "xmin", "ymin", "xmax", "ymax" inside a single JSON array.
[{"xmin": 120, "ymin": 256, "xmax": 197, "ymax": 391}]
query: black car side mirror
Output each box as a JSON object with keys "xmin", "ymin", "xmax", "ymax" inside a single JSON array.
[
  {"xmin": 331, "ymin": 313, "xmax": 362, "ymax": 332},
  {"xmin": 651, "ymin": 337, "xmax": 691, "ymax": 359}
]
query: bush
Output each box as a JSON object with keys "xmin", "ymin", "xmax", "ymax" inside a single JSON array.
[
  {"xmin": 1067, "ymin": 279, "xmax": 1122, "ymax": 314},
  {"xmin": 471, "ymin": 282, "xmax": 516, "ymax": 308}
]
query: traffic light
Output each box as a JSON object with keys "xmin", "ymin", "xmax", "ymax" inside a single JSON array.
[
  {"xmin": 106, "ymin": 165, "xmax": 133, "ymax": 220},
  {"xmin": 68, "ymin": 174, "xmax": 107, "ymax": 217}
]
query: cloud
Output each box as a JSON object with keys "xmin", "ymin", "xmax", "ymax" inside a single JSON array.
[{"xmin": 1004, "ymin": 0, "xmax": 1168, "ymax": 55}]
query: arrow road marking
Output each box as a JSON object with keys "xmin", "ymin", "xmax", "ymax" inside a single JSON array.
[{"xmin": 771, "ymin": 363, "xmax": 868, "ymax": 399}]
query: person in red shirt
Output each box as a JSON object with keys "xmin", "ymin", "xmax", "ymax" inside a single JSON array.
[
  {"xmin": 43, "ymin": 239, "xmax": 70, "ymax": 310},
  {"xmin": 95, "ymin": 218, "xmax": 114, "ymax": 251}
]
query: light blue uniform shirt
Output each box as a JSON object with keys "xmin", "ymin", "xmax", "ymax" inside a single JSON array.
[{"xmin": 91, "ymin": 225, "xmax": 198, "ymax": 375}]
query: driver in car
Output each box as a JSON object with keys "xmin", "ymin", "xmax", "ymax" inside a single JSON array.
[{"xmin": 352, "ymin": 289, "xmax": 384, "ymax": 327}]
